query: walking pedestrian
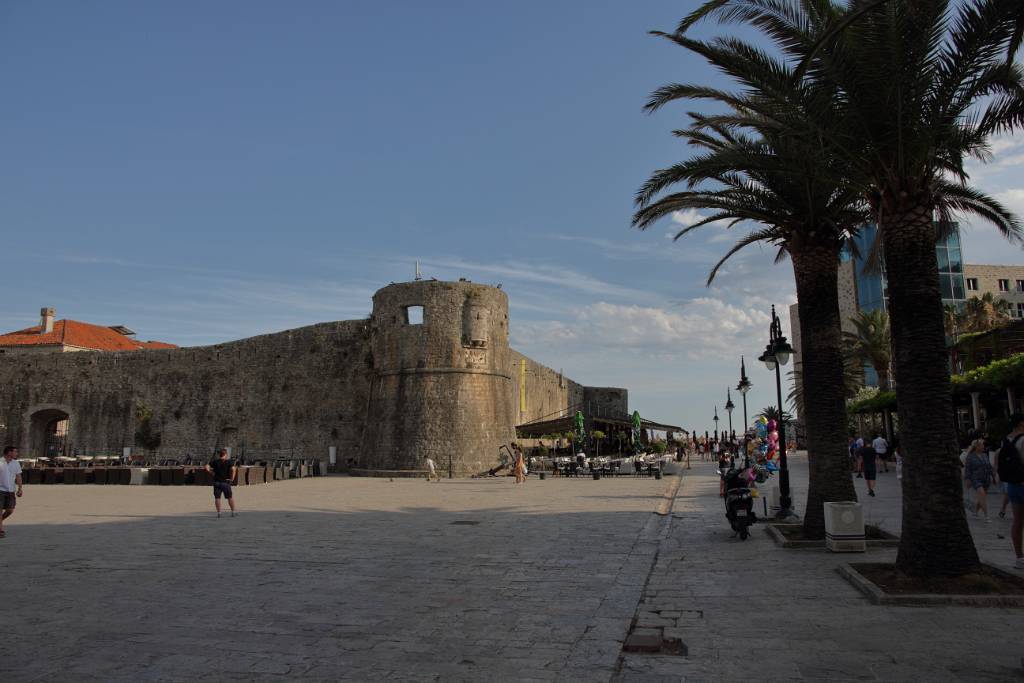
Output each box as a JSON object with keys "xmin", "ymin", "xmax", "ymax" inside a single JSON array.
[
  {"xmin": 205, "ymin": 448, "xmax": 237, "ymax": 518},
  {"xmin": 0, "ymin": 446, "xmax": 24, "ymax": 538},
  {"xmin": 960, "ymin": 442, "xmax": 973, "ymax": 511},
  {"xmin": 963, "ymin": 438, "xmax": 994, "ymax": 521},
  {"xmin": 857, "ymin": 440, "xmax": 877, "ymax": 497},
  {"xmin": 424, "ymin": 456, "xmax": 440, "ymax": 482},
  {"xmin": 997, "ymin": 414, "xmax": 1024, "ymax": 568},
  {"xmin": 513, "ymin": 446, "xmax": 526, "ymax": 484},
  {"xmin": 872, "ymin": 433, "xmax": 889, "ymax": 473},
  {"xmin": 893, "ymin": 436, "xmax": 903, "ymax": 481},
  {"xmin": 854, "ymin": 435, "xmax": 865, "ymax": 478}
]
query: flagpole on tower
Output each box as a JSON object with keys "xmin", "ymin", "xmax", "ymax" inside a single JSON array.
[{"xmin": 415, "ymin": 260, "xmax": 422, "ymax": 281}]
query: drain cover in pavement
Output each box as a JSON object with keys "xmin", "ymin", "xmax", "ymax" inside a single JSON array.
[{"xmin": 623, "ymin": 632, "xmax": 687, "ymax": 656}]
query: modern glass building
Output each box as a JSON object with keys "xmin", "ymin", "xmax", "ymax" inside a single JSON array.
[
  {"xmin": 843, "ymin": 222, "xmax": 965, "ymax": 385},
  {"xmin": 846, "ymin": 222, "xmax": 965, "ymax": 313}
]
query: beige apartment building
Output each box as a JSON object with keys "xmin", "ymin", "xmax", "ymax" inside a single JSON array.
[
  {"xmin": 789, "ymin": 261, "xmax": 1024, "ymax": 393},
  {"xmin": 788, "ymin": 259, "xmax": 860, "ymax": 389},
  {"xmin": 962, "ymin": 264, "xmax": 1024, "ymax": 319}
]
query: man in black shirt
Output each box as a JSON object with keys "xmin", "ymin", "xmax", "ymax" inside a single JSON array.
[
  {"xmin": 858, "ymin": 442, "xmax": 877, "ymax": 497},
  {"xmin": 205, "ymin": 448, "xmax": 237, "ymax": 517}
]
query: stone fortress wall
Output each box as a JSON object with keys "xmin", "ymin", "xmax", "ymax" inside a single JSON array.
[
  {"xmin": 0, "ymin": 321, "xmax": 372, "ymax": 461},
  {"xmin": 0, "ymin": 280, "xmax": 625, "ymax": 473}
]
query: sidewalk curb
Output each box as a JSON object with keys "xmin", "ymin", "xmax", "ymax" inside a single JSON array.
[{"xmin": 654, "ymin": 475, "xmax": 683, "ymax": 517}]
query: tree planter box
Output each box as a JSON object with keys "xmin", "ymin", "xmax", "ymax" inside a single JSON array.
[
  {"xmin": 838, "ymin": 562, "xmax": 1024, "ymax": 607},
  {"xmin": 766, "ymin": 523, "xmax": 899, "ymax": 549}
]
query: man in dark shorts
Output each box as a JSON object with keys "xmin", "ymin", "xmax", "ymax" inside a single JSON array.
[
  {"xmin": 0, "ymin": 446, "xmax": 24, "ymax": 538},
  {"xmin": 858, "ymin": 441, "xmax": 877, "ymax": 497},
  {"xmin": 205, "ymin": 448, "xmax": 237, "ymax": 517}
]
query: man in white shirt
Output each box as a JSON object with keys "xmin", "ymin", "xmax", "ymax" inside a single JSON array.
[
  {"xmin": 872, "ymin": 434, "xmax": 890, "ymax": 473},
  {"xmin": 0, "ymin": 445, "xmax": 24, "ymax": 538},
  {"xmin": 424, "ymin": 457, "xmax": 439, "ymax": 482}
]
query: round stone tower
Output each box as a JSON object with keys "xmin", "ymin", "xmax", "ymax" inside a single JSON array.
[{"xmin": 361, "ymin": 280, "xmax": 515, "ymax": 474}]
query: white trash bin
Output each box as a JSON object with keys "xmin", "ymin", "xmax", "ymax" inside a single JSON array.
[
  {"xmin": 766, "ymin": 485, "xmax": 781, "ymax": 516},
  {"xmin": 129, "ymin": 467, "xmax": 149, "ymax": 486},
  {"xmin": 824, "ymin": 501, "xmax": 865, "ymax": 552}
]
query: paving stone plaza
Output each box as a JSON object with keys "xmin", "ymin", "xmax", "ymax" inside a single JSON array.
[{"xmin": 2, "ymin": 457, "xmax": 1021, "ymax": 682}]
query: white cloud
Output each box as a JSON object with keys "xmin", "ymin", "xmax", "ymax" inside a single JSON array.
[
  {"xmin": 997, "ymin": 188, "xmax": 1024, "ymax": 223},
  {"xmin": 671, "ymin": 208, "xmax": 731, "ymax": 231},
  {"xmin": 404, "ymin": 256, "xmax": 653, "ymax": 301},
  {"xmin": 512, "ymin": 298, "xmax": 771, "ymax": 360}
]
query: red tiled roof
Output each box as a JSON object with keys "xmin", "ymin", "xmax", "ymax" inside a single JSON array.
[
  {"xmin": 0, "ymin": 320, "xmax": 177, "ymax": 352},
  {"xmin": 138, "ymin": 340, "xmax": 177, "ymax": 350}
]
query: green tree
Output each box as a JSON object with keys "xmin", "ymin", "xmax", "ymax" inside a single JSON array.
[
  {"xmin": 634, "ymin": 20, "xmax": 863, "ymax": 538},
  {"xmin": 943, "ymin": 304, "xmax": 965, "ymax": 341},
  {"xmin": 787, "ymin": 352, "xmax": 863, "ymax": 418},
  {"xmin": 591, "ymin": 430, "xmax": 606, "ymax": 458},
  {"xmin": 844, "ymin": 309, "xmax": 892, "ymax": 390},
  {"xmin": 962, "ymin": 292, "xmax": 1011, "ymax": 333},
  {"xmin": 759, "ymin": 406, "xmax": 793, "ymax": 424},
  {"xmin": 680, "ymin": 0, "xmax": 1023, "ymax": 575},
  {"xmin": 134, "ymin": 405, "xmax": 162, "ymax": 454}
]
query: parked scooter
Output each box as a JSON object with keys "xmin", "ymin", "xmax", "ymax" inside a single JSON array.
[{"xmin": 723, "ymin": 462, "xmax": 767, "ymax": 540}]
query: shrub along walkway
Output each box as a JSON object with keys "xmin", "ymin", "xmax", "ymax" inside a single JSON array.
[{"xmin": 615, "ymin": 453, "xmax": 1023, "ymax": 681}]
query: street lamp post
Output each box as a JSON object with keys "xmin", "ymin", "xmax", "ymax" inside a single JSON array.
[
  {"xmin": 725, "ymin": 389, "xmax": 735, "ymax": 448},
  {"xmin": 757, "ymin": 305, "xmax": 795, "ymax": 517},
  {"xmin": 737, "ymin": 357, "xmax": 752, "ymax": 467},
  {"xmin": 713, "ymin": 406, "xmax": 719, "ymax": 442}
]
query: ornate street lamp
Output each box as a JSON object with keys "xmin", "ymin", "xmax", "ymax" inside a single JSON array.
[
  {"xmin": 713, "ymin": 405, "xmax": 719, "ymax": 441},
  {"xmin": 725, "ymin": 389, "xmax": 735, "ymax": 444},
  {"xmin": 757, "ymin": 305, "xmax": 795, "ymax": 516},
  {"xmin": 736, "ymin": 357, "xmax": 752, "ymax": 465}
]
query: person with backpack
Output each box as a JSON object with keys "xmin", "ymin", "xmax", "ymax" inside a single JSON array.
[{"xmin": 997, "ymin": 414, "xmax": 1024, "ymax": 569}]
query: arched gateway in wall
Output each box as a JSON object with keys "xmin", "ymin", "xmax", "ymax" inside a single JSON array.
[{"xmin": 24, "ymin": 404, "xmax": 73, "ymax": 458}]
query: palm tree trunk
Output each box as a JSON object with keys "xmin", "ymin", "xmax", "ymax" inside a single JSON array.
[
  {"xmin": 791, "ymin": 246, "xmax": 857, "ymax": 539},
  {"xmin": 875, "ymin": 364, "xmax": 890, "ymax": 391},
  {"xmin": 880, "ymin": 203, "xmax": 980, "ymax": 576}
]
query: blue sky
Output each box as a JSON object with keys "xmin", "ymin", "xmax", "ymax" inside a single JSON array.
[{"xmin": 2, "ymin": 1, "xmax": 1022, "ymax": 434}]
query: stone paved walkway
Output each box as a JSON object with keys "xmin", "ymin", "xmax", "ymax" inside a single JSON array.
[
  {"xmin": 5, "ymin": 459, "xmax": 1022, "ymax": 682},
  {"xmin": 616, "ymin": 454, "xmax": 1024, "ymax": 682},
  {"xmin": 1, "ymin": 475, "xmax": 676, "ymax": 682}
]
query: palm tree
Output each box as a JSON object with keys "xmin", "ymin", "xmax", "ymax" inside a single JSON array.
[
  {"xmin": 943, "ymin": 304, "xmax": 965, "ymax": 340},
  {"xmin": 634, "ymin": 18, "xmax": 864, "ymax": 538},
  {"xmin": 844, "ymin": 309, "xmax": 892, "ymax": 390},
  {"xmin": 759, "ymin": 406, "xmax": 794, "ymax": 424},
  {"xmin": 679, "ymin": 0, "xmax": 1023, "ymax": 576},
  {"xmin": 962, "ymin": 292, "xmax": 1011, "ymax": 332},
  {"xmin": 787, "ymin": 350, "xmax": 863, "ymax": 416}
]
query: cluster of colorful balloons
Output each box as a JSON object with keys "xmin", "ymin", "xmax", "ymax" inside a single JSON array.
[{"xmin": 752, "ymin": 416, "xmax": 780, "ymax": 463}]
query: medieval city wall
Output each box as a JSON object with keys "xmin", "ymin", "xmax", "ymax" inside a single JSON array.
[
  {"xmin": 0, "ymin": 280, "xmax": 621, "ymax": 472},
  {"xmin": 360, "ymin": 281, "xmax": 518, "ymax": 474},
  {"xmin": 0, "ymin": 320, "xmax": 373, "ymax": 460},
  {"xmin": 509, "ymin": 350, "xmax": 585, "ymax": 427}
]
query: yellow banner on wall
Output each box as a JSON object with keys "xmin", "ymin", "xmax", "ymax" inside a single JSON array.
[{"xmin": 520, "ymin": 359, "xmax": 527, "ymax": 413}]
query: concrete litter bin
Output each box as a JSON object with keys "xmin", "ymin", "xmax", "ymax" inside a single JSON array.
[{"xmin": 824, "ymin": 501, "xmax": 865, "ymax": 552}]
